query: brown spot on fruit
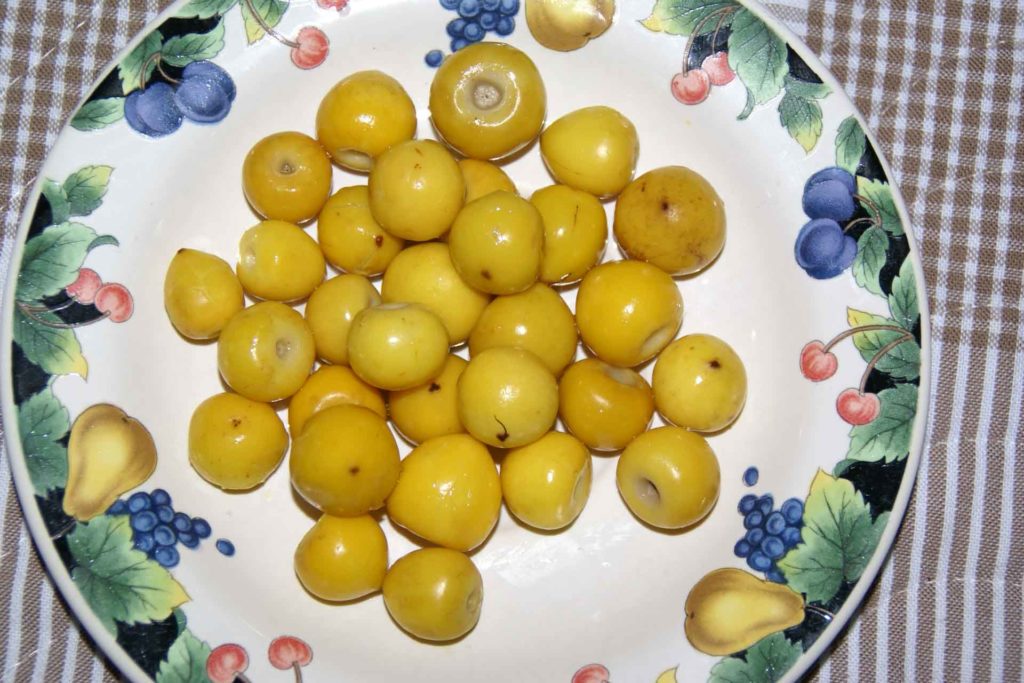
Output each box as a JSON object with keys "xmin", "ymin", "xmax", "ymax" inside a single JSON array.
[
  {"xmin": 349, "ymin": 466, "xmax": 360, "ymax": 475},
  {"xmin": 481, "ymin": 269, "xmax": 492, "ymax": 280},
  {"xmin": 374, "ymin": 235, "xmax": 384, "ymax": 247},
  {"xmin": 231, "ymin": 418, "xmax": 242, "ymax": 428},
  {"xmin": 661, "ymin": 200, "xmax": 670, "ymax": 212},
  {"xmin": 710, "ymin": 359, "xmax": 721, "ymax": 369},
  {"xmin": 428, "ymin": 382, "xmax": 442, "ymax": 393}
]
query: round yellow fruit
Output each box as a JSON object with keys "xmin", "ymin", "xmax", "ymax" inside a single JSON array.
[
  {"xmin": 559, "ymin": 358, "xmax": 654, "ymax": 451},
  {"xmin": 540, "ymin": 106, "xmax": 638, "ymax": 199},
  {"xmin": 530, "ymin": 185, "xmax": 607, "ymax": 285},
  {"xmin": 653, "ymin": 334, "xmax": 747, "ymax": 432},
  {"xmin": 304, "ymin": 274, "xmax": 381, "ymax": 366},
  {"xmin": 317, "ymin": 186, "xmax": 405, "ymax": 276},
  {"xmin": 294, "ymin": 514, "xmax": 388, "ymax": 602},
  {"xmin": 347, "ymin": 303, "xmax": 449, "ymax": 391},
  {"xmin": 236, "ymin": 220, "xmax": 325, "ymax": 302},
  {"xmin": 383, "ymin": 548, "xmax": 483, "ymax": 642},
  {"xmin": 459, "ymin": 158, "xmax": 517, "ymax": 202},
  {"xmin": 526, "ymin": 0, "xmax": 614, "ymax": 51},
  {"xmin": 388, "ymin": 354, "xmax": 467, "ymax": 444},
  {"xmin": 501, "ymin": 431, "xmax": 592, "ymax": 530},
  {"xmin": 288, "ymin": 365, "xmax": 386, "ymax": 437},
  {"xmin": 242, "ymin": 131, "xmax": 332, "ymax": 224},
  {"xmin": 164, "ymin": 248, "xmax": 244, "ymax": 340}
]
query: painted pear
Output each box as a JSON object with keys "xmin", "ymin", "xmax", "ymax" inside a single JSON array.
[
  {"xmin": 63, "ymin": 404, "xmax": 157, "ymax": 521},
  {"xmin": 684, "ymin": 568, "xmax": 805, "ymax": 656},
  {"xmin": 526, "ymin": 0, "xmax": 615, "ymax": 52}
]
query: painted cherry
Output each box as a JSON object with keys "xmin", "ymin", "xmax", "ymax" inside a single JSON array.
[
  {"xmin": 701, "ymin": 51, "xmax": 735, "ymax": 85},
  {"xmin": 671, "ymin": 69, "xmax": 711, "ymax": 105},
  {"xmin": 93, "ymin": 283, "xmax": 134, "ymax": 322},
  {"xmin": 206, "ymin": 644, "xmax": 250, "ymax": 683},
  {"xmin": 291, "ymin": 27, "xmax": 330, "ymax": 69},
  {"xmin": 800, "ymin": 340, "xmax": 838, "ymax": 381},
  {"xmin": 316, "ymin": 0, "xmax": 348, "ymax": 8},
  {"xmin": 65, "ymin": 268, "xmax": 102, "ymax": 304},
  {"xmin": 836, "ymin": 388, "xmax": 881, "ymax": 425},
  {"xmin": 572, "ymin": 663, "xmax": 611, "ymax": 683},
  {"xmin": 268, "ymin": 635, "xmax": 312, "ymax": 681}
]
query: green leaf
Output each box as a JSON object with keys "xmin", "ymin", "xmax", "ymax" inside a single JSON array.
[
  {"xmin": 851, "ymin": 226, "xmax": 889, "ymax": 296},
  {"xmin": 160, "ymin": 21, "xmax": 226, "ymax": 67},
  {"xmin": 709, "ymin": 632, "xmax": 803, "ymax": 683},
  {"xmin": 13, "ymin": 308, "xmax": 89, "ymax": 378},
  {"xmin": 41, "ymin": 180, "xmax": 70, "ymax": 225},
  {"xmin": 16, "ymin": 222, "xmax": 98, "ymax": 302},
  {"xmin": 846, "ymin": 308, "xmax": 920, "ymax": 380},
  {"xmin": 783, "ymin": 74, "xmax": 830, "ymax": 100},
  {"xmin": 71, "ymin": 98, "xmax": 125, "ymax": 132},
  {"xmin": 175, "ymin": 0, "xmax": 238, "ymax": 18},
  {"xmin": 737, "ymin": 87, "xmax": 755, "ymax": 120},
  {"xmin": 835, "ymin": 115, "xmax": 866, "ymax": 173},
  {"xmin": 640, "ymin": 0, "xmax": 739, "ymax": 35},
  {"xmin": 18, "ymin": 387, "xmax": 70, "ymax": 495},
  {"xmin": 777, "ymin": 471, "xmax": 889, "ymax": 603},
  {"xmin": 240, "ymin": 0, "xmax": 287, "ymax": 44},
  {"xmin": 846, "ymin": 384, "xmax": 917, "ymax": 464},
  {"xmin": 64, "ymin": 166, "xmax": 113, "ymax": 217},
  {"xmin": 778, "ymin": 90, "xmax": 822, "ymax": 152},
  {"xmin": 119, "ymin": 30, "xmax": 164, "ymax": 95},
  {"xmin": 889, "ymin": 257, "xmax": 919, "ymax": 330},
  {"xmin": 88, "ymin": 234, "xmax": 120, "ymax": 251},
  {"xmin": 727, "ymin": 9, "xmax": 788, "ymax": 105},
  {"xmin": 156, "ymin": 629, "xmax": 212, "ymax": 683},
  {"xmin": 856, "ymin": 177, "xmax": 902, "ymax": 236},
  {"xmin": 68, "ymin": 516, "xmax": 190, "ymax": 635}
]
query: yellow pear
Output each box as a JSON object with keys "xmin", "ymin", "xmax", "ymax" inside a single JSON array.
[
  {"xmin": 684, "ymin": 568, "xmax": 805, "ymax": 656},
  {"xmin": 526, "ymin": 0, "xmax": 615, "ymax": 52},
  {"xmin": 63, "ymin": 404, "xmax": 157, "ymax": 521}
]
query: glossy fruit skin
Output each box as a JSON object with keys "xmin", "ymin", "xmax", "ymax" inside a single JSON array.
[
  {"xmin": 388, "ymin": 354, "xmax": 467, "ymax": 444},
  {"xmin": 469, "ymin": 283, "xmax": 577, "ymax": 376},
  {"xmin": 236, "ymin": 220, "xmax": 325, "ymax": 302},
  {"xmin": 382, "ymin": 243, "xmax": 490, "ymax": 344},
  {"xmin": 614, "ymin": 166, "xmax": 726, "ymax": 276},
  {"xmin": 382, "ymin": 548, "xmax": 483, "ymax": 642},
  {"xmin": 347, "ymin": 304, "xmax": 449, "ymax": 391},
  {"xmin": 218, "ymin": 302, "xmax": 315, "ymax": 402},
  {"xmin": 540, "ymin": 106, "xmax": 639, "ymax": 199},
  {"xmin": 616, "ymin": 426, "xmax": 720, "ymax": 529},
  {"xmin": 530, "ymin": 185, "xmax": 607, "ymax": 285},
  {"xmin": 242, "ymin": 131, "xmax": 332, "ymax": 224},
  {"xmin": 317, "ymin": 186, "xmax": 405, "ymax": 276},
  {"xmin": 304, "ymin": 274, "xmax": 381, "ymax": 365},
  {"xmin": 164, "ymin": 248, "xmax": 244, "ymax": 340},
  {"xmin": 457, "ymin": 347, "xmax": 558, "ymax": 447},
  {"xmin": 294, "ymin": 514, "xmax": 388, "ymax": 602},
  {"xmin": 575, "ymin": 260, "xmax": 683, "ymax": 367},
  {"xmin": 290, "ymin": 405, "xmax": 400, "ymax": 516},
  {"xmin": 387, "ymin": 434, "xmax": 501, "ymax": 550},
  {"xmin": 315, "ymin": 71, "xmax": 416, "ymax": 171},
  {"xmin": 459, "ymin": 158, "xmax": 517, "ymax": 202},
  {"xmin": 525, "ymin": 0, "xmax": 614, "ymax": 51},
  {"xmin": 559, "ymin": 358, "xmax": 654, "ymax": 451},
  {"xmin": 653, "ymin": 334, "xmax": 747, "ymax": 432},
  {"xmin": 368, "ymin": 139, "xmax": 465, "ymax": 241},
  {"xmin": 449, "ymin": 191, "xmax": 544, "ymax": 295},
  {"xmin": 501, "ymin": 431, "xmax": 592, "ymax": 530},
  {"xmin": 430, "ymin": 42, "xmax": 546, "ymax": 160},
  {"xmin": 287, "ymin": 365, "xmax": 386, "ymax": 437},
  {"xmin": 188, "ymin": 392, "xmax": 288, "ymax": 490}
]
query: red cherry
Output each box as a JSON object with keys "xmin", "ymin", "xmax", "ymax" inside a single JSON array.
[
  {"xmin": 268, "ymin": 635, "xmax": 313, "ymax": 670},
  {"xmin": 836, "ymin": 388, "xmax": 881, "ymax": 425},
  {"xmin": 65, "ymin": 268, "xmax": 102, "ymax": 304},
  {"xmin": 291, "ymin": 27, "xmax": 330, "ymax": 69},
  {"xmin": 316, "ymin": 0, "xmax": 348, "ymax": 8},
  {"xmin": 572, "ymin": 663, "xmax": 611, "ymax": 683},
  {"xmin": 670, "ymin": 69, "xmax": 711, "ymax": 105},
  {"xmin": 93, "ymin": 283, "xmax": 134, "ymax": 323},
  {"xmin": 206, "ymin": 644, "xmax": 249, "ymax": 683},
  {"xmin": 701, "ymin": 51, "xmax": 735, "ymax": 85},
  {"xmin": 800, "ymin": 341, "xmax": 838, "ymax": 381}
]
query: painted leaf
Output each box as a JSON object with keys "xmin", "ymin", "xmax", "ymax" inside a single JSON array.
[
  {"xmin": 156, "ymin": 629, "xmax": 212, "ymax": 683},
  {"xmin": 640, "ymin": 0, "xmax": 739, "ymax": 35},
  {"xmin": 68, "ymin": 516, "xmax": 189, "ymax": 635},
  {"xmin": 18, "ymin": 386, "xmax": 70, "ymax": 495},
  {"xmin": 783, "ymin": 74, "xmax": 830, "ymax": 100},
  {"xmin": 13, "ymin": 308, "xmax": 88, "ymax": 378},
  {"xmin": 709, "ymin": 632, "xmax": 802, "ymax": 683},
  {"xmin": 778, "ymin": 90, "xmax": 822, "ymax": 152},
  {"xmin": 737, "ymin": 87, "xmax": 755, "ymax": 120},
  {"xmin": 889, "ymin": 258, "xmax": 919, "ymax": 330},
  {"xmin": 835, "ymin": 115, "xmax": 866, "ymax": 173},
  {"xmin": 856, "ymin": 177, "xmax": 902, "ymax": 235},
  {"xmin": 175, "ymin": 0, "xmax": 238, "ymax": 18},
  {"xmin": 846, "ymin": 383, "xmax": 917, "ymax": 463},
  {"xmin": 119, "ymin": 31, "xmax": 164, "ymax": 95},
  {"xmin": 16, "ymin": 222, "xmax": 98, "ymax": 302},
  {"xmin": 64, "ymin": 166, "xmax": 113, "ymax": 217},
  {"xmin": 846, "ymin": 308, "xmax": 920, "ymax": 380},
  {"xmin": 241, "ymin": 0, "xmax": 287, "ymax": 44},
  {"xmin": 41, "ymin": 180, "xmax": 70, "ymax": 225},
  {"xmin": 852, "ymin": 226, "xmax": 889, "ymax": 296},
  {"xmin": 777, "ymin": 471, "xmax": 889, "ymax": 603},
  {"xmin": 727, "ymin": 9, "xmax": 788, "ymax": 105},
  {"xmin": 71, "ymin": 98, "xmax": 125, "ymax": 132},
  {"xmin": 161, "ymin": 21, "xmax": 226, "ymax": 67}
]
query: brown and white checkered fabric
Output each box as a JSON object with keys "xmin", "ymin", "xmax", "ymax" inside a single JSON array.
[{"xmin": 1, "ymin": 0, "xmax": 1021, "ymax": 680}]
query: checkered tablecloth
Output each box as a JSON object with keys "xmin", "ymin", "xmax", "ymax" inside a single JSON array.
[{"xmin": 1, "ymin": 0, "xmax": 1021, "ymax": 680}]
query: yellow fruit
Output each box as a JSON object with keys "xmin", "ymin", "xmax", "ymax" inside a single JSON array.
[
  {"xmin": 317, "ymin": 186, "xmax": 405, "ymax": 276},
  {"xmin": 459, "ymin": 158, "xmax": 517, "ymax": 202},
  {"xmin": 288, "ymin": 365, "xmax": 386, "ymax": 437},
  {"xmin": 525, "ymin": 0, "xmax": 615, "ymax": 51},
  {"xmin": 383, "ymin": 548, "xmax": 483, "ymax": 642},
  {"xmin": 614, "ymin": 166, "xmax": 726, "ymax": 275},
  {"xmin": 653, "ymin": 334, "xmax": 747, "ymax": 432},
  {"xmin": 236, "ymin": 220, "xmax": 325, "ymax": 302},
  {"xmin": 575, "ymin": 260, "xmax": 682, "ymax": 367},
  {"xmin": 501, "ymin": 431, "xmax": 592, "ymax": 530},
  {"xmin": 294, "ymin": 514, "xmax": 388, "ymax": 602},
  {"xmin": 188, "ymin": 392, "xmax": 288, "ymax": 490},
  {"xmin": 164, "ymin": 248, "xmax": 244, "ymax": 340},
  {"xmin": 347, "ymin": 304, "xmax": 449, "ymax": 391},
  {"xmin": 430, "ymin": 42, "xmax": 546, "ymax": 160},
  {"xmin": 315, "ymin": 70, "xmax": 416, "ymax": 171},
  {"xmin": 468, "ymin": 282, "xmax": 577, "ymax": 376},
  {"xmin": 290, "ymin": 405, "xmax": 400, "ymax": 516},
  {"xmin": 530, "ymin": 185, "xmax": 607, "ymax": 285},
  {"xmin": 304, "ymin": 274, "xmax": 381, "ymax": 365},
  {"xmin": 388, "ymin": 354, "xmax": 467, "ymax": 444},
  {"xmin": 540, "ymin": 106, "xmax": 638, "ymax": 199},
  {"xmin": 558, "ymin": 358, "xmax": 653, "ymax": 450},
  {"xmin": 242, "ymin": 131, "xmax": 332, "ymax": 224},
  {"xmin": 449, "ymin": 191, "xmax": 544, "ymax": 295}
]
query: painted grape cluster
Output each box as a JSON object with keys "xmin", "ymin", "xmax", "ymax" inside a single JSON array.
[
  {"xmin": 734, "ymin": 492, "xmax": 804, "ymax": 582},
  {"xmin": 427, "ymin": 0, "xmax": 519, "ymax": 65},
  {"xmin": 126, "ymin": 61, "xmax": 236, "ymax": 137}
]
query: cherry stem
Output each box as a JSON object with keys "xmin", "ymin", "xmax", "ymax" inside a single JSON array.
[
  {"xmin": 16, "ymin": 301, "xmax": 108, "ymax": 328},
  {"xmin": 859, "ymin": 332, "xmax": 915, "ymax": 392},
  {"xmin": 843, "ymin": 217, "xmax": 876, "ymax": 233},
  {"xmin": 19, "ymin": 299, "xmax": 75, "ymax": 313},
  {"xmin": 683, "ymin": 7, "xmax": 736, "ymax": 71},
  {"xmin": 805, "ymin": 603, "xmax": 835, "ymax": 620},
  {"xmin": 821, "ymin": 324, "xmax": 909, "ymax": 353},
  {"xmin": 710, "ymin": 10, "xmax": 730, "ymax": 55},
  {"xmin": 138, "ymin": 52, "xmax": 179, "ymax": 89},
  {"xmin": 50, "ymin": 518, "xmax": 77, "ymax": 541},
  {"xmin": 292, "ymin": 662, "xmax": 304, "ymax": 683},
  {"xmin": 234, "ymin": 673, "xmax": 253, "ymax": 683},
  {"xmin": 852, "ymin": 193, "xmax": 882, "ymax": 225},
  {"xmin": 242, "ymin": 0, "xmax": 300, "ymax": 48}
]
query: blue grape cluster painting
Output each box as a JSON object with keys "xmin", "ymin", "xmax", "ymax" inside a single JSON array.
[
  {"xmin": 108, "ymin": 489, "xmax": 224, "ymax": 569},
  {"xmin": 427, "ymin": 0, "xmax": 519, "ymax": 66},
  {"xmin": 735, "ymin": 493, "xmax": 805, "ymax": 583}
]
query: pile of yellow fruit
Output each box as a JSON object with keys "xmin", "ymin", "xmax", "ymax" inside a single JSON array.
[{"xmin": 163, "ymin": 41, "xmax": 746, "ymax": 643}]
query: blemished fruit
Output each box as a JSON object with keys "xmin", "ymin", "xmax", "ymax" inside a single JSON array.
[
  {"xmin": 382, "ymin": 548, "xmax": 483, "ymax": 642},
  {"xmin": 317, "ymin": 186, "xmax": 405, "ymax": 277},
  {"xmin": 236, "ymin": 220, "xmax": 325, "ymax": 302},
  {"xmin": 164, "ymin": 248, "xmax": 243, "ymax": 340},
  {"xmin": 430, "ymin": 42, "xmax": 546, "ymax": 160},
  {"xmin": 530, "ymin": 185, "xmax": 607, "ymax": 285},
  {"xmin": 294, "ymin": 515, "xmax": 388, "ymax": 602},
  {"xmin": 218, "ymin": 302, "xmax": 315, "ymax": 402},
  {"xmin": 287, "ymin": 365, "xmax": 386, "ymax": 437},
  {"xmin": 501, "ymin": 431, "xmax": 592, "ymax": 530},
  {"xmin": 388, "ymin": 354, "xmax": 467, "ymax": 444},
  {"xmin": 559, "ymin": 358, "xmax": 654, "ymax": 451},
  {"xmin": 188, "ymin": 392, "xmax": 288, "ymax": 490},
  {"xmin": 653, "ymin": 334, "xmax": 747, "ymax": 432},
  {"xmin": 242, "ymin": 131, "xmax": 332, "ymax": 224},
  {"xmin": 468, "ymin": 282, "xmax": 577, "ymax": 376},
  {"xmin": 459, "ymin": 158, "xmax": 517, "ymax": 202},
  {"xmin": 290, "ymin": 405, "xmax": 400, "ymax": 516},
  {"xmin": 540, "ymin": 106, "xmax": 638, "ymax": 199},
  {"xmin": 304, "ymin": 274, "xmax": 381, "ymax": 366},
  {"xmin": 386, "ymin": 434, "xmax": 501, "ymax": 551},
  {"xmin": 347, "ymin": 303, "xmax": 449, "ymax": 391},
  {"xmin": 616, "ymin": 426, "xmax": 720, "ymax": 529},
  {"xmin": 525, "ymin": 0, "xmax": 614, "ymax": 51},
  {"xmin": 457, "ymin": 347, "xmax": 558, "ymax": 448},
  {"xmin": 575, "ymin": 260, "xmax": 683, "ymax": 367},
  {"xmin": 315, "ymin": 71, "xmax": 416, "ymax": 171},
  {"xmin": 614, "ymin": 166, "xmax": 726, "ymax": 275}
]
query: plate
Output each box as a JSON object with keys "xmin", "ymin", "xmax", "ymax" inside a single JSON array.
[{"xmin": 1, "ymin": 0, "xmax": 929, "ymax": 681}]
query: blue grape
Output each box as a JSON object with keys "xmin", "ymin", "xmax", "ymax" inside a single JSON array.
[
  {"xmin": 425, "ymin": 50, "xmax": 444, "ymax": 67},
  {"xmin": 107, "ymin": 500, "xmax": 128, "ymax": 515},
  {"xmin": 131, "ymin": 510, "xmax": 158, "ymax": 533},
  {"xmin": 451, "ymin": 37, "xmax": 469, "ymax": 51},
  {"xmin": 803, "ymin": 179, "xmax": 856, "ymax": 222},
  {"xmin": 153, "ymin": 546, "xmax": 180, "ymax": 568},
  {"xmin": 154, "ymin": 505, "xmax": 174, "ymax": 524},
  {"xmin": 150, "ymin": 489, "xmax": 171, "ymax": 507},
  {"xmin": 738, "ymin": 494, "xmax": 757, "ymax": 514},
  {"xmin": 216, "ymin": 539, "xmax": 235, "ymax": 557},
  {"xmin": 178, "ymin": 531, "xmax": 199, "ymax": 549},
  {"xmin": 734, "ymin": 540, "xmax": 752, "ymax": 558},
  {"xmin": 482, "ymin": 0, "xmax": 500, "ymax": 9},
  {"xmin": 748, "ymin": 550, "xmax": 772, "ymax": 572},
  {"xmin": 766, "ymin": 567, "xmax": 786, "ymax": 583},
  {"xmin": 441, "ymin": 0, "xmax": 460, "ymax": 8},
  {"xmin": 127, "ymin": 492, "xmax": 152, "ymax": 513},
  {"xmin": 153, "ymin": 525, "xmax": 176, "ymax": 547},
  {"xmin": 479, "ymin": 11, "xmax": 498, "ymax": 29},
  {"xmin": 781, "ymin": 526, "xmax": 802, "ymax": 548},
  {"xmin": 498, "ymin": 0, "xmax": 519, "ymax": 14},
  {"xmin": 447, "ymin": 18, "xmax": 467, "ymax": 37},
  {"xmin": 765, "ymin": 511, "xmax": 786, "ymax": 535},
  {"xmin": 124, "ymin": 83, "xmax": 183, "ymax": 137},
  {"xmin": 745, "ymin": 528, "xmax": 765, "ymax": 545},
  {"xmin": 458, "ymin": 0, "xmax": 481, "ymax": 17},
  {"xmin": 805, "ymin": 166, "xmax": 856, "ymax": 195},
  {"xmin": 133, "ymin": 531, "xmax": 155, "ymax": 553},
  {"xmin": 756, "ymin": 495, "xmax": 773, "ymax": 516},
  {"xmin": 495, "ymin": 16, "xmax": 515, "ymax": 35},
  {"xmin": 181, "ymin": 61, "xmax": 235, "ymax": 102},
  {"xmin": 191, "ymin": 518, "xmax": 212, "ymax": 539},
  {"xmin": 463, "ymin": 21, "xmax": 484, "ymax": 41},
  {"xmin": 175, "ymin": 75, "xmax": 232, "ymax": 124},
  {"xmin": 744, "ymin": 510, "xmax": 764, "ymax": 529},
  {"xmin": 742, "ymin": 467, "xmax": 759, "ymax": 486},
  {"xmin": 781, "ymin": 498, "xmax": 804, "ymax": 524},
  {"xmin": 172, "ymin": 513, "xmax": 192, "ymax": 533},
  {"xmin": 761, "ymin": 535, "xmax": 785, "ymax": 559},
  {"xmin": 794, "ymin": 218, "xmax": 857, "ymax": 279}
]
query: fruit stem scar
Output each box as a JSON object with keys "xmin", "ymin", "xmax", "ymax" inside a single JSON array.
[
  {"xmin": 494, "ymin": 416, "xmax": 509, "ymax": 442},
  {"xmin": 16, "ymin": 301, "xmax": 110, "ymax": 328},
  {"xmin": 859, "ymin": 332, "xmax": 915, "ymax": 391},
  {"xmin": 821, "ymin": 323, "xmax": 910, "ymax": 353},
  {"xmin": 472, "ymin": 80, "xmax": 502, "ymax": 110},
  {"xmin": 682, "ymin": 7, "xmax": 737, "ymax": 71},
  {"xmin": 637, "ymin": 477, "xmax": 660, "ymax": 505},
  {"xmin": 241, "ymin": 0, "xmax": 300, "ymax": 48}
]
